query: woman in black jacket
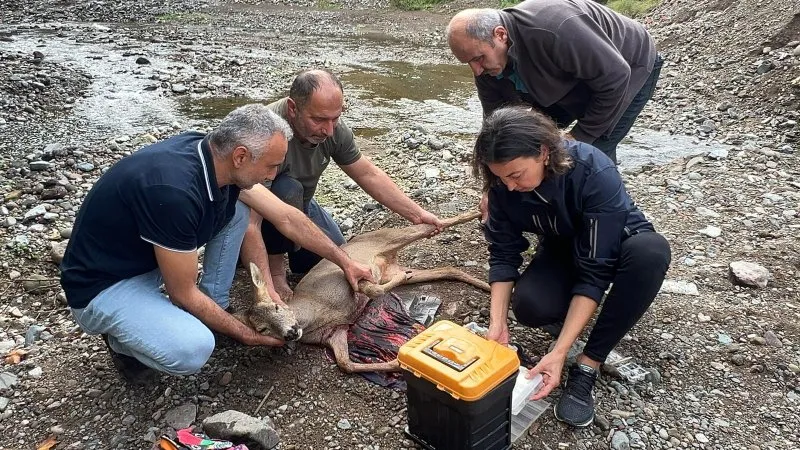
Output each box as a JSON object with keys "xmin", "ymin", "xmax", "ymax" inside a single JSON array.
[{"xmin": 474, "ymin": 106, "xmax": 671, "ymax": 427}]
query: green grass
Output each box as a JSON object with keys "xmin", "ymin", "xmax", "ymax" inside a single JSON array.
[
  {"xmin": 606, "ymin": 0, "xmax": 659, "ymax": 17},
  {"xmin": 391, "ymin": 0, "xmax": 449, "ymax": 11},
  {"xmin": 316, "ymin": 0, "xmax": 341, "ymax": 10},
  {"xmin": 498, "ymin": 0, "xmax": 658, "ymax": 17}
]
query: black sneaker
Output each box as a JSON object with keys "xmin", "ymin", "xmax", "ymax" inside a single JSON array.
[
  {"xmin": 101, "ymin": 334, "xmax": 156, "ymax": 385},
  {"xmin": 554, "ymin": 363, "xmax": 598, "ymax": 427}
]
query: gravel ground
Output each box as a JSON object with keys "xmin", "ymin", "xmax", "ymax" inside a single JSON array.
[{"xmin": 0, "ymin": 0, "xmax": 798, "ymax": 449}]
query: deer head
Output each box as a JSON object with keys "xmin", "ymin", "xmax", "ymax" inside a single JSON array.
[{"xmin": 245, "ymin": 263, "xmax": 303, "ymax": 342}]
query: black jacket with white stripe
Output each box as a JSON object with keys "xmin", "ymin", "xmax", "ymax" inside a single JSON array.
[{"xmin": 485, "ymin": 141, "xmax": 654, "ymax": 303}]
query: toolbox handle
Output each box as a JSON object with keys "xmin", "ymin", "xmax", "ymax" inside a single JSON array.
[{"xmin": 421, "ymin": 338, "xmax": 478, "ymax": 372}]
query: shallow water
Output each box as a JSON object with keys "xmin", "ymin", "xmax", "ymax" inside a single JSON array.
[
  {"xmin": 2, "ymin": 29, "xmax": 184, "ymax": 135},
  {"xmin": 2, "ymin": 26, "xmax": 730, "ymax": 168}
]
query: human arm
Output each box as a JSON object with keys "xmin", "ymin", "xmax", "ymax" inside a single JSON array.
[
  {"xmin": 485, "ymin": 281, "xmax": 514, "ymax": 345},
  {"xmin": 238, "ymin": 184, "xmax": 374, "ymax": 290},
  {"xmin": 340, "ymin": 156, "xmax": 443, "ymax": 231},
  {"xmin": 529, "ymin": 294, "xmax": 597, "ymax": 399},
  {"xmin": 552, "ymin": 15, "xmax": 633, "ymax": 143},
  {"xmin": 154, "ymin": 246, "xmax": 283, "ymax": 346},
  {"xmin": 483, "ymin": 187, "xmax": 530, "ymax": 343}
]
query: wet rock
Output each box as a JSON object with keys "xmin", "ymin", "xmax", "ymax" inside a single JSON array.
[
  {"xmin": 165, "ymin": 403, "xmax": 197, "ymax": 429},
  {"xmin": 135, "ymin": 56, "xmax": 150, "ymax": 65},
  {"xmin": 203, "ymin": 410, "xmax": 279, "ymax": 450},
  {"xmin": 729, "ymin": 261, "xmax": 770, "ymax": 288}
]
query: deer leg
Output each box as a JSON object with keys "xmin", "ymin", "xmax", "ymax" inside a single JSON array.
[
  {"xmin": 397, "ymin": 266, "xmax": 491, "ymax": 292},
  {"xmin": 358, "ymin": 272, "xmax": 410, "ymax": 298},
  {"xmin": 326, "ymin": 327, "xmax": 401, "ymax": 373}
]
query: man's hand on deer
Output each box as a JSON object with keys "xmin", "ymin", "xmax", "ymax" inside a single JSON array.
[
  {"xmin": 342, "ymin": 259, "xmax": 375, "ymax": 292},
  {"xmin": 412, "ymin": 210, "xmax": 444, "ymax": 236}
]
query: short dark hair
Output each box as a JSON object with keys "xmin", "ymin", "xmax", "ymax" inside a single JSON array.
[
  {"xmin": 472, "ymin": 106, "xmax": 573, "ymax": 191},
  {"xmin": 289, "ymin": 69, "xmax": 344, "ymax": 110}
]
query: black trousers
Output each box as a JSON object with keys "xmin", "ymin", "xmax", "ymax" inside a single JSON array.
[{"xmin": 511, "ymin": 231, "xmax": 671, "ymax": 363}]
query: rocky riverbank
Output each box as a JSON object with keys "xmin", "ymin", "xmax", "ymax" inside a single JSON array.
[{"xmin": 1, "ymin": 0, "xmax": 798, "ymax": 449}]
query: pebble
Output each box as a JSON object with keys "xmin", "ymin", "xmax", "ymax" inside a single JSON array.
[
  {"xmin": 611, "ymin": 431, "xmax": 631, "ymax": 450},
  {"xmin": 699, "ymin": 225, "xmax": 722, "ymax": 238},
  {"xmin": 76, "ymin": 162, "xmax": 94, "ymax": 172},
  {"xmin": 219, "ymin": 371, "xmax": 233, "ymax": 386}
]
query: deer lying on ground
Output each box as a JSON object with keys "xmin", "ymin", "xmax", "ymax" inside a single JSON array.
[{"xmin": 238, "ymin": 211, "xmax": 490, "ymax": 373}]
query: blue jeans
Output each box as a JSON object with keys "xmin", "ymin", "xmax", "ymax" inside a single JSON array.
[
  {"xmin": 261, "ymin": 174, "xmax": 345, "ymax": 274},
  {"xmin": 592, "ymin": 55, "xmax": 664, "ymax": 164},
  {"xmin": 70, "ymin": 200, "xmax": 250, "ymax": 375}
]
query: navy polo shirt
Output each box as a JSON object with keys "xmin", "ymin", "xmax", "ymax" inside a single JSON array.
[{"xmin": 60, "ymin": 132, "xmax": 241, "ymax": 309}]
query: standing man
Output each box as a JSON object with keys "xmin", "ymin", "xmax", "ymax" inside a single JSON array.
[
  {"xmin": 240, "ymin": 69, "xmax": 442, "ymax": 302},
  {"xmin": 446, "ymin": 0, "xmax": 662, "ymax": 167},
  {"xmin": 61, "ymin": 104, "xmax": 373, "ymax": 384}
]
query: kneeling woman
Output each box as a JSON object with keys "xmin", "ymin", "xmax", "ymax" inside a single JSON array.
[{"xmin": 474, "ymin": 106, "xmax": 671, "ymax": 427}]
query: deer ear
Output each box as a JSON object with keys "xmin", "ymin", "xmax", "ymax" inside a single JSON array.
[{"xmin": 249, "ymin": 262, "xmax": 265, "ymax": 288}]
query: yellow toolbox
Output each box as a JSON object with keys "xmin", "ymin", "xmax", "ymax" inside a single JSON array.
[{"xmin": 398, "ymin": 320, "xmax": 520, "ymax": 450}]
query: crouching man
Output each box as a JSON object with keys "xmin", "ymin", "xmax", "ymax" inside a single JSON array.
[{"xmin": 60, "ymin": 104, "xmax": 373, "ymax": 384}]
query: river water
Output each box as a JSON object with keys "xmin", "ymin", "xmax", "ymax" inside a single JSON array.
[{"xmin": 3, "ymin": 26, "xmax": 730, "ymax": 168}]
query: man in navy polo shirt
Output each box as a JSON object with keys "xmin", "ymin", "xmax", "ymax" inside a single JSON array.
[{"xmin": 61, "ymin": 104, "xmax": 373, "ymax": 383}]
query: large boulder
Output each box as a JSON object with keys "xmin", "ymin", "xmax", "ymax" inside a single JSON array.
[{"xmin": 202, "ymin": 410, "xmax": 279, "ymax": 450}]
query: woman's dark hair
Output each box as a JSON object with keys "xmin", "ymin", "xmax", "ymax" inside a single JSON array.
[{"xmin": 472, "ymin": 106, "xmax": 573, "ymax": 191}]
